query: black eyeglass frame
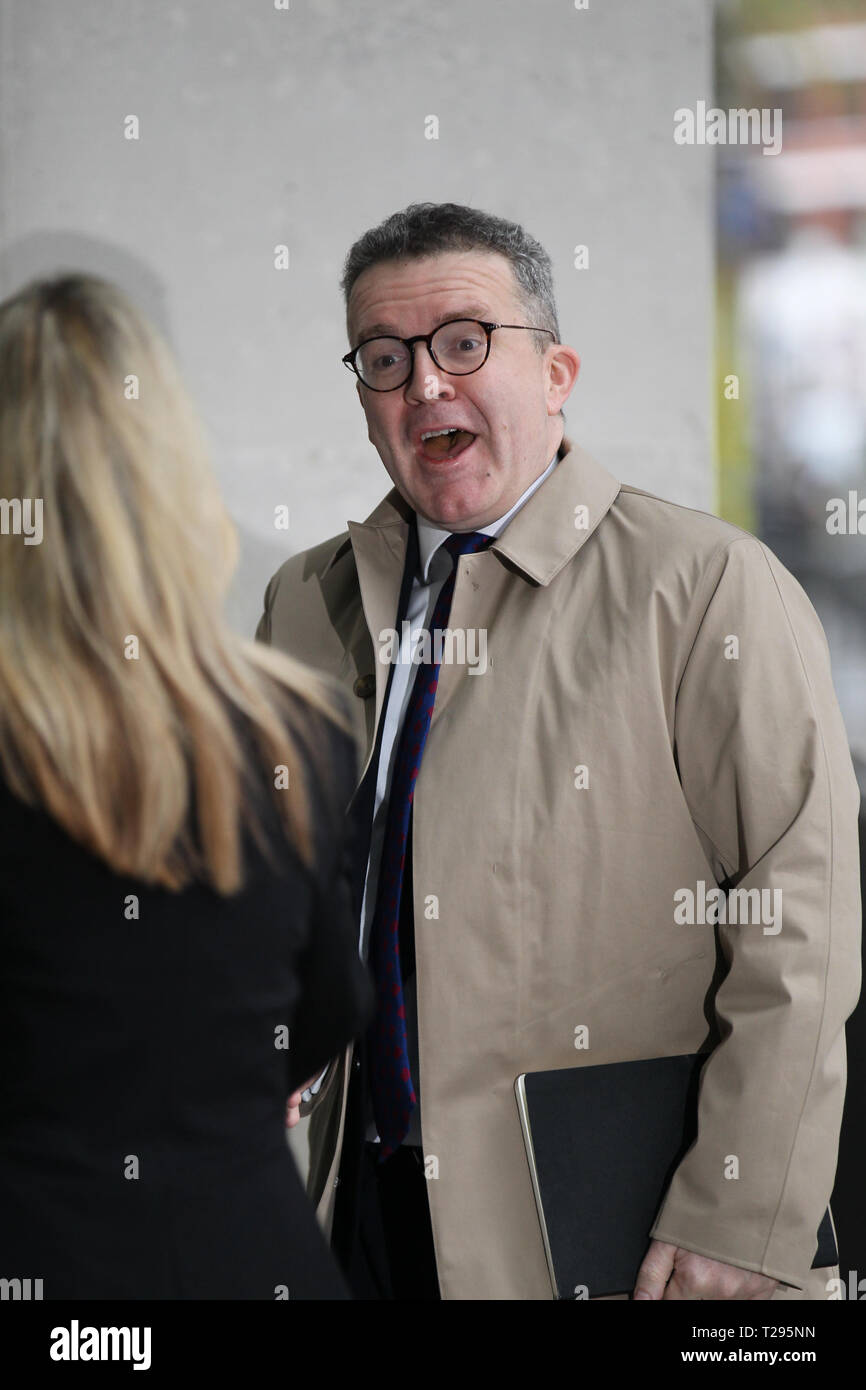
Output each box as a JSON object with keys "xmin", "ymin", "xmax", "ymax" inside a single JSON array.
[{"xmin": 341, "ymin": 319, "xmax": 557, "ymax": 391}]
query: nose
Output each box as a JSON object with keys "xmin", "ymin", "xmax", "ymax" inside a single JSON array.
[{"xmin": 403, "ymin": 340, "xmax": 456, "ymax": 405}]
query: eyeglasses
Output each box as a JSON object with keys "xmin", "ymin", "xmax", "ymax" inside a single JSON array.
[{"xmin": 341, "ymin": 318, "xmax": 556, "ymax": 391}]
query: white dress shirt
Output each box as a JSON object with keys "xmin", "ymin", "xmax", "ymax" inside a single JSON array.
[{"xmin": 304, "ymin": 451, "xmax": 560, "ymax": 1147}]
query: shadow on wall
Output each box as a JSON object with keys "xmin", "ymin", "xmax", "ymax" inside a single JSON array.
[
  {"xmin": 0, "ymin": 234, "xmax": 295, "ymax": 645},
  {"xmin": 0, "ymin": 232, "xmax": 174, "ymax": 345}
]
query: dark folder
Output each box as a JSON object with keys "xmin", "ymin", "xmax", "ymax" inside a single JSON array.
[{"xmin": 515, "ymin": 1053, "xmax": 837, "ymax": 1300}]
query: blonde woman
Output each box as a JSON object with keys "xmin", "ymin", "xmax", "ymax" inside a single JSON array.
[{"xmin": 0, "ymin": 274, "xmax": 373, "ymax": 1299}]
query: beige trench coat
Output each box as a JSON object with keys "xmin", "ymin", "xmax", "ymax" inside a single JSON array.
[{"xmin": 256, "ymin": 438, "xmax": 861, "ymax": 1300}]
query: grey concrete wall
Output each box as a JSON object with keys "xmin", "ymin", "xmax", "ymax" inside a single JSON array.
[{"xmin": 0, "ymin": 0, "xmax": 713, "ymax": 643}]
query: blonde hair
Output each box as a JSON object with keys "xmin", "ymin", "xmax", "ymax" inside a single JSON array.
[{"xmin": 0, "ymin": 273, "xmax": 353, "ymax": 893}]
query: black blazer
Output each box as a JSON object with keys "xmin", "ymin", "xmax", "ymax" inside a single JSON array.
[{"xmin": 0, "ymin": 698, "xmax": 374, "ymax": 1299}]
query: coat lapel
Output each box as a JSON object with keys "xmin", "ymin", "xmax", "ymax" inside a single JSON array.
[
  {"xmin": 319, "ymin": 489, "xmax": 413, "ymax": 775},
  {"xmin": 430, "ymin": 438, "xmax": 621, "ymax": 724},
  {"xmin": 319, "ymin": 438, "xmax": 621, "ymax": 761}
]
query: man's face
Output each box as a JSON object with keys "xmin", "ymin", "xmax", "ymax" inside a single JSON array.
[{"xmin": 346, "ymin": 251, "xmax": 580, "ymax": 530}]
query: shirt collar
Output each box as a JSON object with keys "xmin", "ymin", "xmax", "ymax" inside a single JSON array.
[
  {"xmin": 414, "ymin": 450, "xmax": 559, "ymax": 584},
  {"xmin": 331, "ymin": 437, "xmax": 622, "ymax": 589}
]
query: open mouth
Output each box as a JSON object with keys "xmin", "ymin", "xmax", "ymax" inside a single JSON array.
[{"xmin": 417, "ymin": 427, "xmax": 476, "ymax": 462}]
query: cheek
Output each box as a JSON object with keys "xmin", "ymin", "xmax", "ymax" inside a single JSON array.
[
  {"xmin": 484, "ymin": 371, "xmax": 536, "ymax": 430},
  {"xmin": 364, "ymin": 406, "xmax": 389, "ymax": 441}
]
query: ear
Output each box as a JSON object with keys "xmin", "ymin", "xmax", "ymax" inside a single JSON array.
[{"xmin": 545, "ymin": 343, "xmax": 580, "ymax": 417}]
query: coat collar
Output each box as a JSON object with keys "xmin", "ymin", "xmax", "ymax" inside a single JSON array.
[
  {"xmin": 323, "ymin": 436, "xmax": 621, "ymax": 587},
  {"xmin": 319, "ymin": 438, "xmax": 621, "ymax": 770}
]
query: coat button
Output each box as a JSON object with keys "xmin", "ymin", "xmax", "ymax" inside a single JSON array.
[{"xmin": 353, "ymin": 673, "xmax": 375, "ymax": 699}]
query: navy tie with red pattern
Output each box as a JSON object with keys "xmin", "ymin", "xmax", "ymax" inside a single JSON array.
[{"xmin": 368, "ymin": 529, "xmax": 494, "ymax": 1160}]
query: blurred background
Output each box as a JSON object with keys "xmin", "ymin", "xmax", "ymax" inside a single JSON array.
[
  {"xmin": 714, "ymin": 0, "xmax": 866, "ymax": 1284},
  {"xmin": 716, "ymin": 0, "xmax": 866, "ymax": 773},
  {"xmin": 0, "ymin": 0, "xmax": 862, "ymax": 1289}
]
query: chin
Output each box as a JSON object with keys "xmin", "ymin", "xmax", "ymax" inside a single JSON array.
[{"xmin": 417, "ymin": 483, "xmax": 496, "ymax": 530}]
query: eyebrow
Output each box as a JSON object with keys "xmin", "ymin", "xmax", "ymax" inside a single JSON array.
[{"xmin": 354, "ymin": 304, "xmax": 493, "ymax": 342}]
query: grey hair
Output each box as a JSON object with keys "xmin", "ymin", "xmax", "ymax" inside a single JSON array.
[{"xmin": 340, "ymin": 202, "xmax": 561, "ymax": 354}]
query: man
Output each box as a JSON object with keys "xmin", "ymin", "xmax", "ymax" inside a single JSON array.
[{"xmin": 257, "ymin": 202, "xmax": 861, "ymax": 1301}]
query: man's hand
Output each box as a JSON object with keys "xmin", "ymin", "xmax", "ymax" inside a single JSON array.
[
  {"xmin": 633, "ymin": 1239, "xmax": 779, "ymax": 1300},
  {"xmin": 285, "ymin": 1076, "xmax": 319, "ymax": 1129}
]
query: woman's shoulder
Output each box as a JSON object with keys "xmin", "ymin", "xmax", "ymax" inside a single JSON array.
[
  {"xmin": 231, "ymin": 681, "xmax": 361, "ymax": 879},
  {"xmin": 289, "ymin": 685, "xmax": 360, "ymax": 859}
]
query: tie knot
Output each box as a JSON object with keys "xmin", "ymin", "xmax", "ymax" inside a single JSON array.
[{"xmin": 442, "ymin": 530, "xmax": 493, "ymax": 562}]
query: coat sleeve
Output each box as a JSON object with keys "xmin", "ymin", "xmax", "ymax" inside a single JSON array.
[
  {"xmin": 253, "ymin": 561, "xmax": 368, "ymax": 1118},
  {"xmin": 296, "ymin": 747, "xmax": 372, "ymax": 1121},
  {"xmin": 286, "ymin": 715, "xmax": 375, "ymax": 1095},
  {"xmin": 255, "ymin": 573, "xmax": 275, "ymax": 645},
  {"xmin": 648, "ymin": 535, "xmax": 862, "ymax": 1289}
]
